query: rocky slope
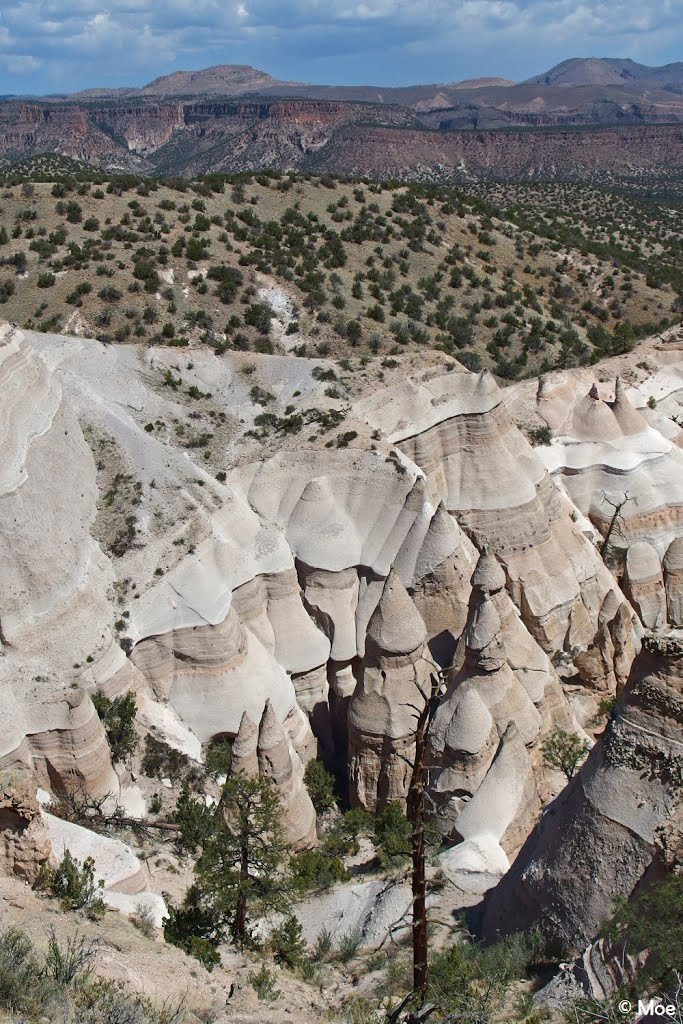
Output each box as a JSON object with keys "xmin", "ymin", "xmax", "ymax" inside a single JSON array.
[
  {"xmin": 482, "ymin": 631, "xmax": 683, "ymax": 951},
  {"xmin": 3, "ymin": 55, "xmax": 683, "ymax": 180},
  {"xmin": 2, "ymin": 316, "xmax": 683, "ymax": 1016},
  {"xmin": 3, "ymin": 318, "xmax": 682, "ymax": 836}
]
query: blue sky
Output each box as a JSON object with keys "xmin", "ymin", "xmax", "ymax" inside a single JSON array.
[{"xmin": 0, "ymin": 0, "xmax": 681, "ymax": 94}]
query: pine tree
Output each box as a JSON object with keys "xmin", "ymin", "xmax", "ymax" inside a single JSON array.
[{"xmin": 195, "ymin": 772, "xmax": 292, "ymax": 945}]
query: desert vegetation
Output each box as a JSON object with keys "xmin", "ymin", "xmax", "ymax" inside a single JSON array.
[{"xmin": 0, "ymin": 161, "xmax": 679, "ymax": 382}]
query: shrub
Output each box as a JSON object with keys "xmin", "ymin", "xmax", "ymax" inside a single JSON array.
[
  {"xmin": 91, "ymin": 691, "xmax": 137, "ymax": 763},
  {"xmin": 247, "ymin": 964, "xmax": 281, "ymax": 1001},
  {"xmin": 337, "ymin": 930, "xmax": 361, "ymax": 963},
  {"xmin": 340, "ymin": 806, "xmax": 374, "ymax": 853},
  {"xmin": 428, "ymin": 931, "xmax": 543, "ymax": 1022},
  {"xmin": 0, "ymin": 279, "xmax": 16, "ymax": 303},
  {"xmin": 43, "ymin": 927, "xmax": 98, "ymax": 984},
  {"xmin": 604, "ymin": 873, "xmax": 683, "ymax": 990},
  {"xmin": 172, "ymin": 783, "xmax": 213, "ymax": 853},
  {"xmin": 270, "ymin": 915, "xmax": 307, "ymax": 969},
  {"xmin": 163, "ymin": 885, "xmax": 222, "ymax": 970},
  {"xmin": 541, "ymin": 730, "xmax": 590, "ymax": 780},
  {"xmin": 290, "ymin": 848, "xmax": 349, "ymax": 891},
  {"xmin": 204, "ymin": 736, "xmax": 232, "ymax": 777},
  {"xmin": 39, "ymin": 850, "xmax": 106, "ymax": 919},
  {"xmin": 304, "ymin": 759, "xmax": 337, "ymax": 814},
  {"xmin": 528, "ymin": 425, "xmax": 553, "ymax": 446},
  {"xmin": 312, "ymin": 927, "xmax": 334, "ymax": 964},
  {"xmin": 0, "ymin": 927, "xmax": 55, "ymax": 1017},
  {"xmin": 244, "ymin": 302, "xmax": 273, "ymax": 334},
  {"xmin": 374, "ymin": 802, "xmax": 411, "ymax": 866},
  {"xmin": 131, "ymin": 902, "xmax": 157, "ymax": 939}
]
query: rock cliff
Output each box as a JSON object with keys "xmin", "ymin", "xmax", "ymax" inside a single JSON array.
[
  {"xmin": 2, "ymin": 322, "xmax": 681, "ymax": 891},
  {"xmin": 482, "ymin": 632, "xmax": 683, "ymax": 950}
]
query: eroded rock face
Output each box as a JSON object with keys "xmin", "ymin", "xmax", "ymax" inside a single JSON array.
[
  {"xmin": 624, "ymin": 541, "xmax": 666, "ymax": 629},
  {"xmin": 348, "ymin": 570, "xmax": 432, "ymax": 810},
  {"xmin": 427, "ymin": 549, "xmax": 579, "ymax": 859},
  {"xmin": 0, "ymin": 326, "xmax": 119, "ymax": 799},
  {"xmin": 664, "ymin": 537, "xmax": 683, "ymax": 626},
  {"xmin": 513, "ymin": 369, "xmax": 683, "ymax": 636},
  {"xmin": 229, "ymin": 702, "xmax": 316, "ymax": 850},
  {"xmin": 0, "ymin": 770, "xmax": 51, "ymax": 883},
  {"xmin": 482, "ymin": 634, "xmax": 683, "ymax": 950},
  {"xmin": 356, "ymin": 368, "xmax": 625, "ymax": 657},
  {"xmin": 0, "ymin": 325, "xmax": 658, "ymax": 871}
]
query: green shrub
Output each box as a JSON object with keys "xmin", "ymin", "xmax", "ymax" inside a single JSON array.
[
  {"xmin": 337, "ymin": 929, "xmax": 361, "ymax": 963},
  {"xmin": 244, "ymin": 302, "xmax": 273, "ymax": 334},
  {"xmin": 204, "ymin": 736, "xmax": 232, "ymax": 778},
  {"xmin": 247, "ymin": 964, "xmax": 281, "ymax": 1001},
  {"xmin": 429, "ymin": 931, "xmax": 542, "ymax": 1023},
  {"xmin": 270, "ymin": 915, "xmax": 307, "ymax": 969},
  {"xmin": 374, "ymin": 802, "xmax": 411, "ymax": 866},
  {"xmin": 37, "ymin": 271, "xmax": 56, "ymax": 288},
  {"xmin": 290, "ymin": 848, "xmax": 349, "ymax": 891},
  {"xmin": 0, "ymin": 927, "xmax": 55, "ymax": 1017},
  {"xmin": 172, "ymin": 782, "xmax": 213, "ymax": 853},
  {"xmin": 541, "ymin": 730, "xmax": 590, "ymax": 780},
  {"xmin": 0, "ymin": 279, "xmax": 16, "ymax": 303},
  {"xmin": 163, "ymin": 885, "xmax": 222, "ymax": 971},
  {"xmin": 312, "ymin": 927, "xmax": 333, "ymax": 963},
  {"xmin": 43, "ymin": 927, "xmax": 97, "ymax": 984},
  {"xmin": 39, "ymin": 850, "xmax": 106, "ymax": 919},
  {"xmin": 528, "ymin": 425, "xmax": 553, "ymax": 446},
  {"xmin": 604, "ymin": 873, "xmax": 683, "ymax": 990},
  {"xmin": 304, "ymin": 759, "xmax": 337, "ymax": 814},
  {"xmin": 91, "ymin": 690, "xmax": 137, "ymax": 763}
]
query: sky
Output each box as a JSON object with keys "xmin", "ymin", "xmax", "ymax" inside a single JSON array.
[{"xmin": 0, "ymin": 0, "xmax": 681, "ymax": 95}]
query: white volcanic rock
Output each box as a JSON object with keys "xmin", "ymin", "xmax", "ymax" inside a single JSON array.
[
  {"xmin": 295, "ymin": 876, "xmax": 413, "ymax": 947},
  {"xmin": 256, "ymin": 700, "xmax": 317, "ymax": 850},
  {"xmin": 624, "ymin": 541, "xmax": 666, "ymax": 628},
  {"xmin": 3, "ymin": 323, "xmax": 670, "ymax": 880},
  {"xmin": 130, "ymin": 607, "xmax": 307, "ymax": 747},
  {"xmin": 348, "ymin": 571, "xmax": 432, "ymax": 809},
  {"xmin": 523, "ymin": 370, "xmax": 683, "ymax": 574},
  {"xmin": 664, "ymin": 537, "xmax": 683, "ymax": 626},
  {"xmin": 44, "ymin": 812, "xmax": 145, "ymax": 894},
  {"xmin": 357, "ymin": 366, "xmax": 625, "ymax": 656},
  {"xmin": 228, "ymin": 704, "xmax": 316, "ymax": 850},
  {"xmin": 438, "ymin": 834, "xmax": 509, "ymax": 896},
  {"xmin": 0, "ymin": 327, "xmax": 118, "ymax": 798},
  {"xmin": 428, "ymin": 549, "xmax": 579, "ymax": 849},
  {"xmin": 43, "ymin": 811, "xmax": 168, "ymax": 924},
  {"xmin": 483, "ymin": 633, "xmax": 683, "ymax": 950},
  {"xmin": 230, "ymin": 711, "xmax": 260, "ymax": 777}
]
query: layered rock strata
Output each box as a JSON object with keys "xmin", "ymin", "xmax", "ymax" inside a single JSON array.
[
  {"xmin": 482, "ymin": 633, "xmax": 683, "ymax": 950},
  {"xmin": 230, "ymin": 703, "xmax": 317, "ymax": 850},
  {"xmin": 427, "ymin": 550, "xmax": 580, "ymax": 862},
  {"xmin": 0, "ymin": 770, "xmax": 52, "ymax": 883},
  {"xmin": 0, "ymin": 325, "xmax": 649, "ymax": 852}
]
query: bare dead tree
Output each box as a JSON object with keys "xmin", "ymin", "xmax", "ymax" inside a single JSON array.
[
  {"xmin": 404, "ymin": 666, "xmax": 447, "ymax": 1003},
  {"xmin": 50, "ymin": 785, "xmax": 180, "ymax": 838},
  {"xmin": 599, "ymin": 490, "xmax": 636, "ymax": 557}
]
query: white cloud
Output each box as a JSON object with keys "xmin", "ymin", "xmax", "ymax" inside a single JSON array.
[
  {"xmin": 0, "ymin": 0, "xmax": 682, "ymax": 89},
  {"xmin": 1, "ymin": 54, "xmax": 42, "ymax": 73}
]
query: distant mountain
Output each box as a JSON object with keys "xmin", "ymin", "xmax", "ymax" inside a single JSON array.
[
  {"xmin": 2, "ymin": 57, "xmax": 683, "ymax": 184},
  {"xmin": 525, "ymin": 56, "xmax": 683, "ymax": 89},
  {"xmin": 138, "ymin": 64, "xmax": 284, "ymax": 97}
]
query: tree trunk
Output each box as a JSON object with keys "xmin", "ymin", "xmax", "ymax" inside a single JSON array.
[
  {"xmin": 233, "ymin": 828, "xmax": 250, "ymax": 943},
  {"xmin": 407, "ymin": 678, "xmax": 436, "ymax": 1000},
  {"xmin": 411, "ymin": 742, "xmax": 428, "ymax": 1000}
]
